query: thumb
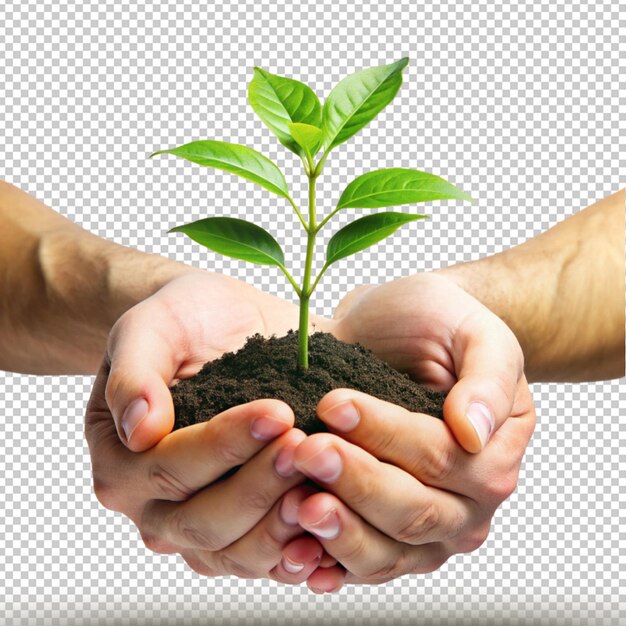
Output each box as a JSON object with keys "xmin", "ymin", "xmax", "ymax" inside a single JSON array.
[
  {"xmin": 104, "ymin": 310, "xmax": 180, "ymax": 452},
  {"xmin": 443, "ymin": 315, "xmax": 524, "ymax": 453}
]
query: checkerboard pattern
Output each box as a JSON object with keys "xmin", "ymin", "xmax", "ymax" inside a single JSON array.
[{"xmin": 1, "ymin": 0, "xmax": 624, "ymax": 624}]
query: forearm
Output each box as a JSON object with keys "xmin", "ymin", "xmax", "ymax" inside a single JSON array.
[
  {"xmin": 0, "ymin": 181, "xmax": 191, "ymax": 375},
  {"xmin": 438, "ymin": 189, "xmax": 625, "ymax": 383}
]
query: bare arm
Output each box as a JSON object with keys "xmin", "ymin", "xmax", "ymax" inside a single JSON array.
[
  {"xmin": 0, "ymin": 181, "xmax": 190, "ymax": 374},
  {"xmin": 439, "ymin": 189, "xmax": 625, "ymax": 382}
]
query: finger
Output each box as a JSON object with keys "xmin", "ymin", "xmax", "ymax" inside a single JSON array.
[
  {"xmin": 317, "ymin": 388, "xmax": 465, "ymax": 487},
  {"xmin": 141, "ymin": 429, "xmax": 306, "ymax": 552},
  {"xmin": 104, "ymin": 304, "xmax": 184, "ymax": 451},
  {"xmin": 86, "ymin": 388, "xmax": 295, "ymax": 521},
  {"xmin": 306, "ymin": 565, "xmax": 347, "ymax": 594},
  {"xmin": 138, "ymin": 398, "xmax": 295, "ymax": 500},
  {"xmin": 191, "ymin": 485, "xmax": 322, "ymax": 582},
  {"xmin": 293, "ymin": 433, "xmax": 473, "ymax": 545},
  {"xmin": 318, "ymin": 387, "xmax": 535, "ymax": 506},
  {"xmin": 297, "ymin": 492, "xmax": 448, "ymax": 582},
  {"xmin": 271, "ymin": 536, "xmax": 323, "ymax": 583},
  {"xmin": 444, "ymin": 312, "xmax": 524, "ymax": 452},
  {"xmin": 85, "ymin": 361, "xmax": 147, "ymax": 518}
]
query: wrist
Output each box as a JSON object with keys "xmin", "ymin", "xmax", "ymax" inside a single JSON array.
[{"xmin": 35, "ymin": 228, "xmax": 193, "ymax": 373}]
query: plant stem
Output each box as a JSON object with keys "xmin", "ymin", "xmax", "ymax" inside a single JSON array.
[
  {"xmin": 288, "ymin": 196, "xmax": 308, "ymax": 230},
  {"xmin": 315, "ymin": 206, "xmax": 341, "ymax": 233},
  {"xmin": 298, "ymin": 173, "xmax": 318, "ymax": 370},
  {"xmin": 309, "ymin": 261, "xmax": 330, "ymax": 294}
]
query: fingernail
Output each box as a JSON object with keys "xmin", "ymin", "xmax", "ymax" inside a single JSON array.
[
  {"xmin": 281, "ymin": 556, "xmax": 304, "ymax": 573},
  {"xmin": 466, "ymin": 402, "xmax": 495, "ymax": 449},
  {"xmin": 297, "ymin": 447, "xmax": 342, "ymax": 483},
  {"xmin": 320, "ymin": 401, "xmax": 360, "ymax": 432},
  {"xmin": 121, "ymin": 398, "xmax": 149, "ymax": 444},
  {"xmin": 275, "ymin": 445, "xmax": 298, "ymax": 478},
  {"xmin": 306, "ymin": 509, "xmax": 341, "ymax": 540},
  {"xmin": 280, "ymin": 495, "xmax": 300, "ymax": 525},
  {"xmin": 251, "ymin": 416, "xmax": 288, "ymax": 441}
]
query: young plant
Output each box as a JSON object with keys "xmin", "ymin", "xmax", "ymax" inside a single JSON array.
[{"xmin": 151, "ymin": 58, "xmax": 473, "ymax": 370}]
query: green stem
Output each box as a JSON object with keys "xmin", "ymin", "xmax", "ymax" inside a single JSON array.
[
  {"xmin": 315, "ymin": 205, "xmax": 341, "ymax": 233},
  {"xmin": 288, "ymin": 196, "xmax": 308, "ymax": 230},
  {"xmin": 309, "ymin": 261, "xmax": 330, "ymax": 294},
  {"xmin": 298, "ymin": 293, "xmax": 310, "ymax": 369},
  {"xmin": 313, "ymin": 148, "xmax": 330, "ymax": 177},
  {"xmin": 277, "ymin": 263, "xmax": 301, "ymax": 297},
  {"xmin": 298, "ymin": 174, "xmax": 318, "ymax": 370}
]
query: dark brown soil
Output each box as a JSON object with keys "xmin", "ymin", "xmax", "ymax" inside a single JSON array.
[{"xmin": 170, "ymin": 331, "xmax": 444, "ymax": 434}]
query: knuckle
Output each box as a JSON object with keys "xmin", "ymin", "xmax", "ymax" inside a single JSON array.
[
  {"xmin": 455, "ymin": 525, "xmax": 491, "ymax": 553},
  {"xmin": 240, "ymin": 488, "xmax": 276, "ymax": 512},
  {"xmin": 92, "ymin": 477, "xmax": 123, "ymax": 512},
  {"xmin": 254, "ymin": 525, "xmax": 285, "ymax": 561},
  {"xmin": 364, "ymin": 553, "xmax": 408, "ymax": 582},
  {"xmin": 394, "ymin": 503, "xmax": 440, "ymax": 545},
  {"xmin": 336, "ymin": 532, "xmax": 368, "ymax": 569},
  {"xmin": 367, "ymin": 425, "xmax": 400, "ymax": 460},
  {"xmin": 141, "ymin": 533, "xmax": 176, "ymax": 554},
  {"xmin": 424, "ymin": 442, "xmax": 457, "ymax": 483},
  {"xmin": 407, "ymin": 430, "xmax": 457, "ymax": 485},
  {"xmin": 182, "ymin": 555, "xmax": 217, "ymax": 577},
  {"xmin": 343, "ymin": 471, "xmax": 377, "ymax": 510},
  {"xmin": 218, "ymin": 553, "xmax": 260, "ymax": 579},
  {"xmin": 173, "ymin": 509, "xmax": 223, "ymax": 552},
  {"xmin": 149, "ymin": 463, "xmax": 193, "ymax": 501},
  {"xmin": 412, "ymin": 552, "xmax": 449, "ymax": 574},
  {"xmin": 210, "ymin": 434, "xmax": 249, "ymax": 469},
  {"xmin": 484, "ymin": 472, "xmax": 518, "ymax": 503}
]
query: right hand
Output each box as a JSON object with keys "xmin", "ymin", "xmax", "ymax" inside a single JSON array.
[{"xmin": 84, "ymin": 271, "xmax": 335, "ymax": 580}]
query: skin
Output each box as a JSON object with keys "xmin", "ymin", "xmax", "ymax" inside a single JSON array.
[
  {"xmin": 0, "ymin": 180, "xmax": 189, "ymax": 374},
  {"xmin": 85, "ymin": 273, "xmax": 334, "ymax": 582},
  {"xmin": 1, "ymin": 180, "xmax": 623, "ymax": 590},
  {"xmin": 290, "ymin": 188, "xmax": 624, "ymax": 591},
  {"xmin": 438, "ymin": 188, "xmax": 625, "ymax": 382},
  {"xmin": 1, "ymin": 180, "xmax": 331, "ymax": 581}
]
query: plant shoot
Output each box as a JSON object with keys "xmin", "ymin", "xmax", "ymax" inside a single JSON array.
[{"xmin": 151, "ymin": 58, "xmax": 473, "ymax": 370}]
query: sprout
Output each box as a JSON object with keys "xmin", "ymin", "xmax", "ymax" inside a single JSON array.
[{"xmin": 151, "ymin": 58, "xmax": 473, "ymax": 370}]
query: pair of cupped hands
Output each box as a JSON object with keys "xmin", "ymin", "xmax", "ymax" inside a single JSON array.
[{"xmin": 86, "ymin": 270, "xmax": 535, "ymax": 593}]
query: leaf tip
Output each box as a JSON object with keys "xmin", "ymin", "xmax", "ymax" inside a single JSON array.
[{"xmin": 397, "ymin": 57, "xmax": 410, "ymax": 69}]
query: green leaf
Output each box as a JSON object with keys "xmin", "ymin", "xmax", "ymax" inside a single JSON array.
[
  {"xmin": 322, "ymin": 58, "xmax": 409, "ymax": 151},
  {"xmin": 337, "ymin": 168, "xmax": 474, "ymax": 209},
  {"xmin": 151, "ymin": 140, "xmax": 289, "ymax": 199},
  {"xmin": 248, "ymin": 68, "xmax": 322, "ymax": 155},
  {"xmin": 169, "ymin": 217, "xmax": 285, "ymax": 266},
  {"xmin": 288, "ymin": 122, "xmax": 324, "ymax": 158},
  {"xmin": 326, "ymin": 212, "xmax": 427, "ymax": 266}
]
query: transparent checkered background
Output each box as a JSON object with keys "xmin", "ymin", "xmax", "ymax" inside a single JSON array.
[{"xmin": 1, "ymin": 1, "xmax": 624, "ymax": 624}]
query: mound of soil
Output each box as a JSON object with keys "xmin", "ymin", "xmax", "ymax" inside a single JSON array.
[{"xmin": 171, "ymin": 331, "xmax": 444, "ymax": 434}]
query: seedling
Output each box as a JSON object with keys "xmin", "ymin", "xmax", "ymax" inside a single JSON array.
[{"xmin": 151, "ymin": 58, "xmax": 473, "ymax": 370}]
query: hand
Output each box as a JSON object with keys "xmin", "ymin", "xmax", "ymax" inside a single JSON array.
[
  {"xmin": 85, "ymin": 271, "xmax": 333, "ymax": 581},
  {"xmin": 287, "ymin": 273, "xmax": 536, "ymax": 591},
  {"xmin": 290, "ymin": 387, "xmax": 535, "ymax": 590},
  {"xmin": 333, "ymin": 272, "xmax": 528, "ymax": 453}
]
